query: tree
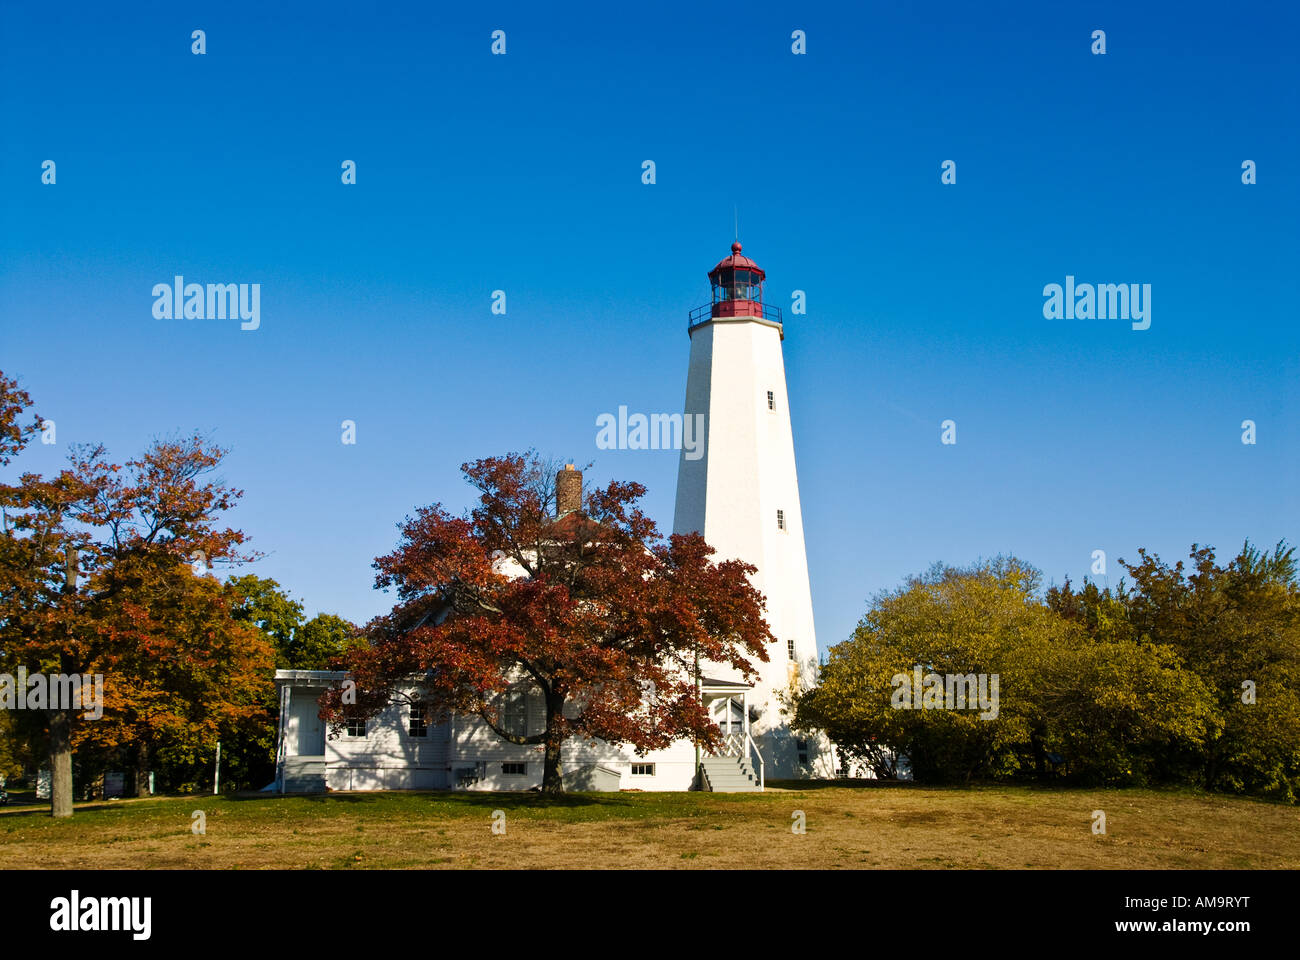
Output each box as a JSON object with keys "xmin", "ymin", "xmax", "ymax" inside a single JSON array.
[
  {"xmin": 294, "ymin": 614, "xmax": 361, "ymax": 669},
  {"xmin": 227, "ymin": 575, "xmax": 304, "ymax": 665},
  {"xmin": 321, "ymin": 452, "xmax": 772, "ymax": 793},
  {"xmin": 0, "ymin": 369, "xmax": 272, "ymax": 811},
  {"xmin": 797, "ymin": 557, "xmax": 1217, "ymax": 786},
  {"xmin": 71, "ymin": 555, "xmax": 275, "ymax": 796},
  {"xmin": 0, "ymin": 371, "xmax": 93, "ymax": 815},
  {"xmin": 1118, "ymin": 542, "xmax": 1300, "ymax": 800},
  {"xmin": 228, "ymin": 575, "xmax": 359, "ymax": 669}
]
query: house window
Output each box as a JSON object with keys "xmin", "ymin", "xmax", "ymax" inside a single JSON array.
[
  {"xmin": 503, "ymin": 689, "xmax": 528, "ymax": 737},
  {"xmin": 345, "ymin": 718, "xmax": 367, "ymax": 738},
  {"xmin": 787, "ymin": 638, "xmax": 796, "ymax": 660},
  {"xmin": 797, "ymin": 738, "xmax": 809, "ymax": 764},
  {"xmin": 631, "ymin": 763, "xmax": 655, "ymax": 776},
  {"xmin": 502, "ymin": 762, "xmax": 527, "ymax": 775},
  {"xmin": 777, "ymin": 509, "xmax": 785, "ymax": 530},
  {"xmin": 767, "ymin": 390, "xmax": 775, "ymax": 411},
  {"xmin": 408, "ymin": 702, "xmax": 428, "ymax": 737}
]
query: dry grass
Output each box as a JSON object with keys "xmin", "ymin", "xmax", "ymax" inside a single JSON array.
[{"xmin": 2, "ymin": 782, "xmax": 1296, "ymax": 869}]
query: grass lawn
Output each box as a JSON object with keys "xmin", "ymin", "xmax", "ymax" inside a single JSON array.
[{"xmin": 2, "ymin": 781, "xmax": 1296, "ymax": 869}]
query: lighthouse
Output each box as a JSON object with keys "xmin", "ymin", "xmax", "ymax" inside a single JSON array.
[{"xmin": 674, "ymin": 242, "xmax": 831, "ymax": 779}]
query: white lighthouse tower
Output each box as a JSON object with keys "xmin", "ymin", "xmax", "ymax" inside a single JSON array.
[{"xmin": 674, "ymin": 242, "xmax": 832, "ymax": 780}]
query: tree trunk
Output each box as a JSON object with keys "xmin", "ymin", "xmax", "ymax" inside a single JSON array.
[
  {"xmin": 1030, "ymin": 725, "xmax": 1047, "ymax": 780},
  {"xmin": 50, "ymin": 546, "xmax": 78, "ymax": 818},
  {"xmin": 135, "ymin": 741, "xmax": 151, "ymax": 797},
  {"xmin": 540, "ymin": 692, "xmax": 564, "ymax": 793},
  {"xmin": 49, "ymin": 709, "xmax": 74, "ymax": 818}
]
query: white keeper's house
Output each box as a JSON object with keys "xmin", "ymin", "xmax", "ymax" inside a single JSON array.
[{"xmin": 274, "ymin": 242, "xmax": 834, "ymax": 793}]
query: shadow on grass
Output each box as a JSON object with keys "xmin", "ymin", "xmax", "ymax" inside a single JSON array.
[
  {"xmin": 768, "ymin": 778, "xmax": 922, "ymax": 791},
  {"xmin": 228, "ymin": 789, "xmax": 641, "ymax": 811}
]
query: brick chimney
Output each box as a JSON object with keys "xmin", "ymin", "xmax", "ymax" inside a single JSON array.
[{"xmin": 556, "ymin": 463, "xmax": 582, "ymax": 516}]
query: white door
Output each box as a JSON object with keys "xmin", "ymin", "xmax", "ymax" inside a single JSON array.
[{"xmin": 292, "ymin": 690, "xmax": 326, "ymax": 755}]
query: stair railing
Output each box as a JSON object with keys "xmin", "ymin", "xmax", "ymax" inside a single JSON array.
[{"xmin": 744, "ymin": 732, "xmax": 765, "ymax": 790}]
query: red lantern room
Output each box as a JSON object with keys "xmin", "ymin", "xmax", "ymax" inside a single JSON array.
[{"xmin": 689, "ymin": 241, "xmax": 783, "ymax": 335}]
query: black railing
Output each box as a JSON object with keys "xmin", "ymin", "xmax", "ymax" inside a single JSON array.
[{"xmin": 688, "ymin": 301, "xmax": 784, "ymax": 326}]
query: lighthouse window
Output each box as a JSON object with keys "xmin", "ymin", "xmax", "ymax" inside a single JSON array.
[
  {"xmin": 777, "ymin": 509, "xmax": 785, "ymax": 530},
  {"xmin": 787, "ymin": 638, "xmax": 796, "ymax": 659},
  {"xmin": 767, "ymin": 391, "xmax": 775, "ymax": 411}
]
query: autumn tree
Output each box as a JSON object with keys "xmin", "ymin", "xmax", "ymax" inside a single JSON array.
[
  {"xmin": 0, "ymin": 371, "xmax": 91, "ymax": 815},
  {"xmin": 71, "ymin": 555, "xmax": 276, "ymax": 795},
  {"xmin": 0, "ymin": 370, "xmax": 273, "ymax": 810},
  {"xmin": 321, "ymin": 453, "xmax": 772, "ymax": 793}
]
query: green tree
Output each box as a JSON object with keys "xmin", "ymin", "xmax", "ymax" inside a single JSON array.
[
  {"xmin": 227, "ymin": 575, "xmax": 303, "ymax": 665},
  {"xmin": 798, "ymin": 557, "xmax": 1218, "ymax": 786},
  {"xmin": 1122, "ymin": 542, "xmax": 1300, "ymax": 800},
  {"xmin": 294, "ymin": 613, "xmax": 361, "ymax": 669},
  {"xmin": 226, "ymin": 575, "xmax": 358, "ymax": 669}
]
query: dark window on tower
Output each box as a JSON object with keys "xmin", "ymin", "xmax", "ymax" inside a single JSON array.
[
  {"xmin": 777, "ymin": 509, "xmax": 785, "ymax": 530},
  {"xmin": 787, "ymin": 638, "xmax": 796, "ymax": 660},
  {"xmin": 767, "ymin": 390, "xmax": 775, "ymax": 411}
]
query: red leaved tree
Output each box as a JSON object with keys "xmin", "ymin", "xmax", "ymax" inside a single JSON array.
[
  {"xmin": 321, "ymin": 452, "xmax": 773, "ymax": 793},
  {"xmin": 0, "ymin": 370, "xmax": 271, "ymax": 813}
]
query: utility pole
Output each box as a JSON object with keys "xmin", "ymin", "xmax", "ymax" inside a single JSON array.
[{"xmin": 213, "ymin": 741, "xmax": 221, "ymax": 795}]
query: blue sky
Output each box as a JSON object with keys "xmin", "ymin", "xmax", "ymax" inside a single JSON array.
[{"xmin": 2, "ymin": 1, "xmax": 1296, "ymax": 655}]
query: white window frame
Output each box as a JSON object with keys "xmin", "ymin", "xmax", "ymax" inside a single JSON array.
[
  {"xmin": 501, "ymin": 762, "xmax": 527, "ymax": 776},
  {"xmin": 502, "ymin": 688, "xmax": 528, "ymax": 737},
  {"xmin": 408, "ymin": 701, "xmax": 428, "ymax": 738},
  {"xmin": 630, "ymin": 763, "xmax": 655, "ymax": 776}
]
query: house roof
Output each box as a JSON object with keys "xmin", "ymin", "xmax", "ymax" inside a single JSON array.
[{"xmin": 543, "ymin": 510, "xmax": 606, "ymax": 542}]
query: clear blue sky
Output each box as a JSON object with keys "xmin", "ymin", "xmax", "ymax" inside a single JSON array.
[{"xmin": 2, "ymin": 1, "xmax": 1296, "ymax": 655}]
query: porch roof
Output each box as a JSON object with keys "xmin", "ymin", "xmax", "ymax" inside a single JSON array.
[
  {"xmin": 274, "ymin": 669, "xmax": 346, "ymax": 686},
  {"xmin": 699, "ymin": 677, "xmax": 752, "ymax": 693}
]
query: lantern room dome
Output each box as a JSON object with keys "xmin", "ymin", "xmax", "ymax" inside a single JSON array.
[
  {"xmin": 688, "ymin": 240, "xmax": 783, "ymax": 333},
  {"xmin": 709, "ymin": 241, "xmax": 765, "ymax": 280}
]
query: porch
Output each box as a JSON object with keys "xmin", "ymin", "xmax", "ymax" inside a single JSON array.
[{"xmin": 698, "ymin": 678, "xmax": 765, "ymax": 791}]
